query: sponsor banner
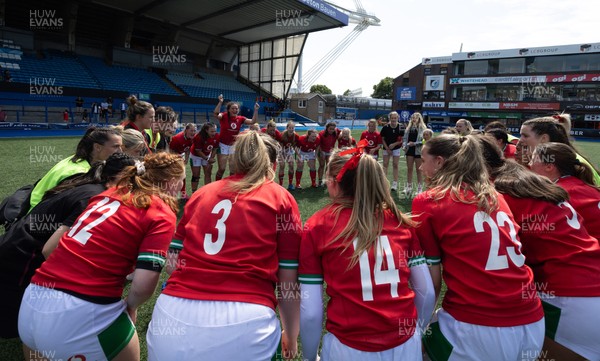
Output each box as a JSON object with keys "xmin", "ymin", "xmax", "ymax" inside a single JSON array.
[
  {"xmin": 423, "ymin": 102, "xmax": 445, "ymax": 108},
  {"xmin": 500, "ymin": 102, "xmax": 560, "ymax": 110},
  {"xmin": 450, "ymin": 74, "xmax": 600, "ymax": 85},
  {"xmin": 422, "ymin": 56, "xmax": 453, "ymax": 65},
  {"xmin": 453, "ymin": 43, "xmax": 600, "ymax": 61},
  {"xmin": 560, "ymin": 103, "xmax": 594, "ymax": 111},
  {"xmin": 332, "ymin": 119, "xmax": 368, "ymax": 126},
  {"xmin": 546, "ymin": 73, "xmax": 600, "ymax": 83},
  {"xmin": 422, "ymin": 111, "xmax": 444, "ymax": 116},
  {"xmin": 425, "ymin": 75, "xmax": 445, "ymax": 91},
  {"xmin": 297, "ymin": 0, "xmax": 349, "ymax": 24},
  {"xmin": 449, "ymin": 102, "xmax": 500, "ymax": 109},
  {"xmin": 584, "ymin": 114, "xmax": 600, "ymax": 121},
  {"xmin": 450, "ymin": 75, "xmax": 546, "ymax": 85},
  {"xmin": 469, "ymin": 112, "xmax": 521, "ymax": 119},
  {"xmin": 570, "ymin": 128, "xmax": 600, "ymax": 137},
  {"xmin": 399, "ymin": 110, "xmax": 412, "ymax": 121},
  {"xmin": 0, "ymin": 122, "xmax": 48, "ymax": 129},
  {"xmin": 422, "ymin": 111, "xmax": 468, "ymax": 117},
  {"xmin": 397, "ymin": 87, "xmax": 416, "ymax": 101}
]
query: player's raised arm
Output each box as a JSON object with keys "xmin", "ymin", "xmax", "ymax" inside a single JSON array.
[{"xmin": 213, "ymin": 94, "xmax": 224, "ymax": 119}]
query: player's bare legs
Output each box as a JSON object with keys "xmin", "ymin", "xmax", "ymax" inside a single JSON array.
[
  {"xmin": 216, "ymin": 153, "xmax": 228, "ymax": 180},
  {"xmin": 113, "ymin": 330, "xmax": 140, "ymax": 361}
]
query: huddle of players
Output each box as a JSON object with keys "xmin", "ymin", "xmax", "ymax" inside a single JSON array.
[{"xmin": 6, "ymin": 93, "xmax": 600, "ymax": 361}]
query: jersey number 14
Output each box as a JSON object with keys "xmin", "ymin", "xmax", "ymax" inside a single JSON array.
[{"xmin": 353, "ymin": 236, "xmax": 400, "ymax": 302}]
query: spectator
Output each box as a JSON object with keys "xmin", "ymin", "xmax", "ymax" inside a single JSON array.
[
  {"xmin": 75, "ymin": 96, "xmax": 84, "ymax": 118},
  {"xmin": 100, "ymin": 100, "xmax": 109, "ymax": 120},
  {"xmin": 91, "ymin": 102, "xmax": 100, "ymax": 122},
  {"xmin": 63, "ymin": 109, "xmax": 69, "ymax": 123},
  {"xmin": 107, "ymin": 96, "xmax": 113, "ymax": 118},
  {"xmin": 81, "ymin": 109, "xmax": 88, "ymax": 122},
  {"xmin": 0, "ymin": 106, "xmax": 7, "ymax": 122},
  {"xmin": 380, "ymin": 111, "xmax": 404, "ymax": 191},
  {"xmin": 120, "ymin": 101, "xmax": 127, "ymax": 119},
  {"xmin": 402, "ymin": 112, "xmax": 426, "ymax": 196}
]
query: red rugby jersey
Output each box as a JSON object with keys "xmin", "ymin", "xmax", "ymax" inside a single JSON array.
[
  {"xmin": 503, "ymin": 194, "xmax": 600, "ymax": 297},
  {"xmin": 360, "ymin": 130, "xmax": 382, "ymax": 154},
  {"xmin": 503, "ymin": 143, "xmax": 516, "ymax": 160},
  {"xmin": 165, "ymin": 175, "xmax": 302, "ymax": 310},
  {"xmin": 299, "ymin": 206, "xmax": 425, "ymax": 352},
  {"xmin": 169, "ymin": 131, "xmax": 194, "ymax": 154},
  {"xmin": 557, "ymin": 175, "xmax": 600, "ymax": 240},
  {"xmin": 337, "ymin": 136, "xmax": 357, "ymax": 148},
  {"xmin": 32, "ymin": 188, "xmax": 176, "ymax": 298},
  {"xmin": 298, "ymin": 134, "xmax": 321, "ymax": 153},
  {"xmin": 411, "ymin": 189, "xmax": 543, "ymax": 327},
  {"xmin": 280, "ymin": 131, "xmax": 300, "ymax": 150},
  {"xmin": 318, "ymin": 129, "xmax": 340, "ymax": 152},
  {"xmin": 218, "ymin": 113, "xmax": 247, "ymax": 145},
  {"xmin": 190, "ymin": 133, "xmax": 220, "ymax": 158},
  {"xmin": 261, "ymin": 128, "xmax": 282, "ymax": 142}
]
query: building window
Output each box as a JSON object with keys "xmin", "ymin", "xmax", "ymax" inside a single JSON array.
[
  {"xmin": 464, "ymin": 60, "xmax": 489, "ymax": 75},
  {"xmin": 298, "ymin": 100, "xmax": 307, "ymax": 108},
  {"xmin": 318, "ymin": 101, "xmax": 324, "ymax": 113},
  {"xmin": 528, "ymin": 56, "xmax": 564, "ymax": 73},
  {"xmin": 498, "ymin": 58, "xmax": 525, "ymax": 74}
]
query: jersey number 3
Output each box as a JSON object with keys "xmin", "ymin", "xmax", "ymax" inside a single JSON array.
[
  {"xmin": 353, "ymin": 236, "xmax": 400, "ymax": 302},
  {"xmin": 204, "ymin": 199, "xmax": 233, "ymax": 255}
]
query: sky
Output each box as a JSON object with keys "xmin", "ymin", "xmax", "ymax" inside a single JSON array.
[{"xmin": 298, "ymin": 0, "xmax": 600, "ymax": 97}]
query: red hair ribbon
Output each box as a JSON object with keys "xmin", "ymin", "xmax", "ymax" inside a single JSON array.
[
  {"xmin": 336, "ymin": 139, "xmax": 368, "ymax": 182},
  {"xmin": 552, "ymin": 114, "xmax": 565, "ymax": 123}
]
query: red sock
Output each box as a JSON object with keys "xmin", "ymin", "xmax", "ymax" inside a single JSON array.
[
  {"xmin": 295, "ymin": 171, "xmax": 303, "ymax": 187},
  {"xmin": 309, "ymin": 170, "xmax": 316, "ymax": 186},
  {"xmin": 288, "ymin": 172, "xmax": 294, "ymax": 185},
  {"xmin": 279, "ymin": 174, "xmax": 284, "ymax": 185}
]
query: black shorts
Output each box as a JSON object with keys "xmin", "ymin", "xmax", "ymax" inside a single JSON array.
[{"xmin": 405, "ymin": 146, "xmax": 421, "ymax": 158}]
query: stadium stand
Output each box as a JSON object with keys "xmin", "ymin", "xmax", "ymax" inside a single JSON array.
[
  {"xmin": 14, "ymin": 51, "xmax": 98, "ymax": 89},
  {"xmin": 167, "ymin": 72, "xmax": 257, "ymax": 104},
  {"xmin": 78, "ymin": 56, "xmax": 179, "ymax": 96}
]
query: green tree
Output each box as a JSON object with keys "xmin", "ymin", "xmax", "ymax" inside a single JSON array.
[
  {"xmin": 371, "ymin": 77, "xmax": 393, "ymax": 99},
  {"xmin": 310, "ymin": 84, "xmax": 332, "ymax": 95},
  {"xmin": 343, "ymin": 89, "xmax": 352, "ymax": 96}
]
